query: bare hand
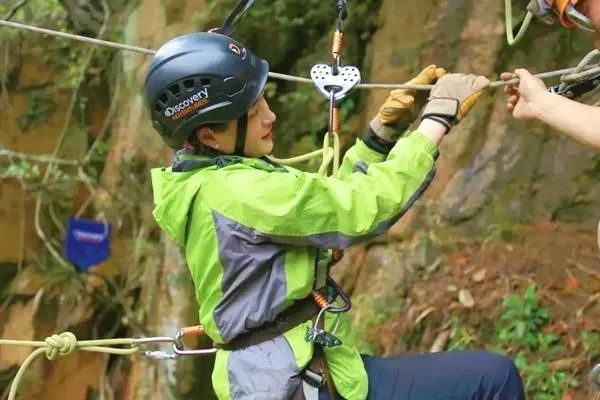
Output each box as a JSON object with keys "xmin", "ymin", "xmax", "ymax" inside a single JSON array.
[{"xmin": 501, "ymin": 69, "xmax": 547, "ymax": 121}]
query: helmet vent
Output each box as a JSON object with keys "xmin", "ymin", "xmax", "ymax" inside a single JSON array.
[
  {"xmin": 168, "ymin": 84, "xmax": 181, "ymax": 97},
  {"xmin": 200, "ymin": 77, "xmax": 212, "ymax": 86},
  {"xmin": 183, "ymin": 79, "xmax": 195, "ymax": 90},
  {"xmin": 155, "ymin": 104, "xmax": 163, "ymax": 113},
  {"xmin": 158, "ymin": 93, "xmax": 168, "ymax": 104}
]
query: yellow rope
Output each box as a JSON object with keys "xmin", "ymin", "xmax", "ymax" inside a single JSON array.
[
  {"xmin": 268, "ymin": 149, "xmax": 324, "ymax": 165},
  {"xmin": 0, "ymin": 332, "xmax": 139, "ymax": 400},
  {"xmin": 504, "ymin": 0, "xmax": 534, "ymax": 46}
]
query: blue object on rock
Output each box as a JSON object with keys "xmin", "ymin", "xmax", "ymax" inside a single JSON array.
[{"xmin": 63, "ymin": 217, "xmax": 111, "ymax": 271}]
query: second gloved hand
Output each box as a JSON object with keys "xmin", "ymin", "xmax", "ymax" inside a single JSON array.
[
  {"xmin": 421, "ymin": 73, "xmax": 490, "ymax": 132},
  {"xmin": 370, "ymin": 65, "xmax": 446, "ymax": 143}
]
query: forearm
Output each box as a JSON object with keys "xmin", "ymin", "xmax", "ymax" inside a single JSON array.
[
  {"xmin": 416, "ymin": 119, "xmax": 447, "ymax": 145},
  {"xmin": 533, "ymin": 92, "xmax": 600, "ymax": 149}
]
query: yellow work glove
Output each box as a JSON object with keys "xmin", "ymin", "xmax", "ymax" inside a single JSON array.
[
  {"xmin": 421, "ymin": 73, "xmax": 490, "ymax": 132},
  {"xmin": 369, "ymin": 65, "xmax": 447, "ymax": 143}
]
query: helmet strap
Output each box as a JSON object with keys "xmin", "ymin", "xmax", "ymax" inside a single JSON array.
[{"xmin": 234, "ymin": 113, "xmax": 248, "ymax": 156}]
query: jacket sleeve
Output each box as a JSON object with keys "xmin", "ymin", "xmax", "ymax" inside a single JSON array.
[
  {"xmin": 337, "ymin": 136, "xmax": 387, "ymax": 180},
  {"xmin": 208, "ymin": 131, "xmax": 438, "ymax": 249}
]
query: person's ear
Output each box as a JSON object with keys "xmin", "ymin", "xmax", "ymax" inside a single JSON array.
[{"xmin": 197, "ymin": 127, "xmax": 220, "ymax": 150}]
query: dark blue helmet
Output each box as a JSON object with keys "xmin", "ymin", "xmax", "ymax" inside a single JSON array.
[{"xmin": 144, "ymin": 32, "xmax": 269, "ymax": 149}]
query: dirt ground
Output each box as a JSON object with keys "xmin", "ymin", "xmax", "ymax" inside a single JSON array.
[{"xmin": 374, "ymin": 222, "xmax": 600, "ymax": 399}]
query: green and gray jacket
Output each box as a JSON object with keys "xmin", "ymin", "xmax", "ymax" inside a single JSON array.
[{"xmin": 151, "ymin": 131, "xmax": 438, "ymax": 400}]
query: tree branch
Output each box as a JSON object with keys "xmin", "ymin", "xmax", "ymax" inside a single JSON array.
[{"xmin": 3, "ymin": 0, "xmax": 28, "ymax": 21}]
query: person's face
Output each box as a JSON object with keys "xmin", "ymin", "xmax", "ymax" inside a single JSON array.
[
  {"xmin": 197, "ymin": 96, "xmax": 277, "ymax": 158},
  {"xmin": 578, "ymin": 0, "xmax": 600, "ymax": 49},
  {"xmin": 243, "ymin": 96, "xmax": 277, "ymax": 158}
]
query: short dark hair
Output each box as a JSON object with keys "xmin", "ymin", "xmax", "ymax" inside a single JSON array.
[{"xmin": 187, "ymin": 122, "xmax": 230, "ymax": 155}]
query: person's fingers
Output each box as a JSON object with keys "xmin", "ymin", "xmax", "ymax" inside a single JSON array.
[
  {"xmin": 504, "ymin": 85, "xmax": 518, "ymax": 96},
  {"xmin": 500, "ymin": 72, "xmax": 517, "ymax": 81},
  {"xmin": 514, "ymin": 68, "xmax": 535, "ymax": 80},
  {"xmin": 507, "ymin": 102, "xmax": 514, "ymax": 113},
  {"xmin": 508, "ymin": 94, "xmax": 519, "ymax": 105}
]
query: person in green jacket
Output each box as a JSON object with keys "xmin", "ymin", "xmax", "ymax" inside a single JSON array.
[{"xmin": 145, "ymin": 32, "xmax": 525, "ymax": 400}]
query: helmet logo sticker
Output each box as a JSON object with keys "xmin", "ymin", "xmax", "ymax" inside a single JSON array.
[
  {"xmin": 164, "ymin": 87, "xmax": 210, "ymax": 120},
  {"xmin": 228, "ymin": 43, "xmax": 247, "ymax": 59}
]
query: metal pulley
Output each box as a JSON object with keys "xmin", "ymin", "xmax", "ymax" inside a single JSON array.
[{"xmin": 310, "ymin": 64, "xmax": 361, "ymax": 101}]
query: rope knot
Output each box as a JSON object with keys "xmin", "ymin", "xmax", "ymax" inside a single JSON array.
[{"xmin": 44, "ymin": 332, "xmax": 77, "ymax": 360}]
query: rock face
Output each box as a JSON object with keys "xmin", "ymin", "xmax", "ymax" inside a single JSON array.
[
  {"xmin": 345, "ymin": 0, "xmax": 600, "ymax": 356},
  {"xmin": 1, "ymin": 0, "xmax": 599, "ymax": 398}
]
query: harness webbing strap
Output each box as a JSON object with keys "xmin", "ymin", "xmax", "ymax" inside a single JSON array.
[
  {"xmin": 234, "ymin": 114, "xmax": 248, "ymax": 156},
  {"xmin": 215, "ymin": 296, "xmax": 321, "ymax": 351}
]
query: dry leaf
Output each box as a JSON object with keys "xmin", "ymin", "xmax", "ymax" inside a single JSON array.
[
  {"xmin": 562, "ymin": 389, "xmax": 575, "ymax": 400},
  {"xmin": 414, "ymin": 306, "xmax": 436, "ymax": 326},
  {"xmin": 458, "ymin": 289, "xmax": 475, "ymax": 308},
  {"xmin": 565, "ymin": 274, "xmax": 579, "ymax": 292},
  {"xmin": 430, "ymin": 330, "xmax": 450, "ymax": 353},
  {"xmin": 549, "ymin": 357, "xmax": 581, "ymax": 371},
  {"xmin": 578, "ymin": 316, "xmax": 599, "ymax": 331},
  {"xmin": 472, "ymin": 269, "xmax": 487, "ymax": 283}
]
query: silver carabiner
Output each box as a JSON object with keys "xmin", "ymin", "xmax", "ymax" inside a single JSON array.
[
  {"xmin": 591, "ymin": 363, "xmax": 600, "ymax": 392},
  {"xmin": 312, "ymin": 305, "xmax": 341, "ymax": 336},
  {"xmin": 172, "ymin": 329, "xmax": 218, "ymax": 356},
  {"xmin": 134, "ymin": 336, "xmax": 180, "ymax": 360}
]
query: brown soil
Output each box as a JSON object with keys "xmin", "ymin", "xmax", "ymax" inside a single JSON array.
[{"xmin": 378, "ymin": 222, "xmax": 600, "ymax": 399}]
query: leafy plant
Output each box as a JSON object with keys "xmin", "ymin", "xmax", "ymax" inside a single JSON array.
[
  {"xmin": 495, "ymin": 285, "xmax": 578, "ymax": 398},
  {"xmin": 20, "ymin": 88, "xmax": 57, "ymax": 131},
  {"xmin": 1, "ymin": 160, "xmax": 40, "ymax": 181},
  {"xmin": 497, "ymin": 284, "xmax": 552, "ymax": 349},
  {"xmin": 447, "ymin": 316, "xmax": 477, "ymax": 351},
  {"xmin": 514, "ymin": 354, "xmax": 578, "ymax": 400}
]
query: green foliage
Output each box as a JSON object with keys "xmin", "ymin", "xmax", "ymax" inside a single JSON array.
[
  {"xmin": 497, "ymin": 285, "xmax": 576, "ymax": 398},
  {"xmin": 0, "ymin": 160, "xmax": 40, "ymax": 181},
  {"xmin": 447, "ymin": 316, "xmax": 477, "ymax": 351},
  {"xmin": 496, "ymin": 284, "xmax": 553, "ymax": 349},
  {"xmin": 514, "ymin": 354, "xmax": 578, "ymax": 400},
  {"xmin": 448, "ymin": 285, "xmax": 581, "ymax": 398},
  {"xmin": 20, "ymin": 88, "xmax": 57, "ymax": 130}
]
